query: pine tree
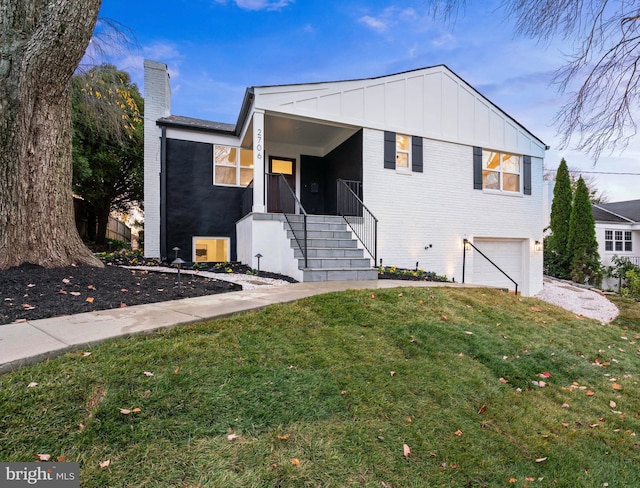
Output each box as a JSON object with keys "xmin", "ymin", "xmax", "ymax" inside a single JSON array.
[
  {"xmin": 567, "ymin": 177, "xmax": 602, "ymax": 286},
  {"xmin": 545, "ymin": 159, "xmax": 573, "ymax": 279}
]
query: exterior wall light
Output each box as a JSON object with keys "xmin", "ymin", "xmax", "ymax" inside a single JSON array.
[
  {"xmin": 534, "ymin": 240, "xmax": 542, "ymax": 252},
  {"xmin": 463, "ymin": 238, "xmax": 471, "ymax": 251}
]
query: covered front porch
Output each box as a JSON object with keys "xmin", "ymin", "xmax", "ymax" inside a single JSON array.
[{"xmin": 235, "ymin": 111, "xmax": 377, "ymax": 281}]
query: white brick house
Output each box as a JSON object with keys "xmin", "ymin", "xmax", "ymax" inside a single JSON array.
[
  {"xmin": 593, "ymin": 200, "xmax": 640, "ymax": 290},
  {"xmin": 144, "ymin": 61, "xmax": 546, "ymax": 296}
]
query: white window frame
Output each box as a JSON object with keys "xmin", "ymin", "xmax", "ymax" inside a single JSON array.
[
  {"xmin": 213, "ymin": 145, "xmax": 253, "ymax": 187},
  {"xmin": 482, "ymin": 149, "xmax": 522, "ymax": 194},
  {"xmin": 395, "ymin": 134, "xmax": 411, "ymax": 174},
  {"xmin": 605, "ymin": 229, "xmax": 632, "ymax": 252},
  {"xmin": 192, "ymin": 236, "xmax": 231, "ymax": 263}
]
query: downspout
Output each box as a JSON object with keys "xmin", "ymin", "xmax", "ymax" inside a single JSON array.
[{"xmin": 160, "ymin": 126, "xmax": 167, "ymax": 261}]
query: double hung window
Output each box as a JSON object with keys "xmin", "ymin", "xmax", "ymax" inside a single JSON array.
[
  {"xmin": 605, "ymin": 230, "xmax": 632, "ymax": 252},
  {"xmin": 214, "ymin": 145, "xmax": 253, "ymax": 186},
  {"xmin": 482, "ymin": 150, "xmax": 521, "ymax": 193}
]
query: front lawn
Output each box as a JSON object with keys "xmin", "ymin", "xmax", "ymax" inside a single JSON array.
[{"xmin": 1, "ymin": 288, "xmax": 639, "ymax": 487}]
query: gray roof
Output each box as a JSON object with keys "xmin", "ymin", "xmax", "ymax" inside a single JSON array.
[
  {"xmin": 593, "ymin": 199, "xmax": 640, "ymax": 223},
  {"xmin": 157, "ymin": 115, "xmax": 236, "ymax": 134}
]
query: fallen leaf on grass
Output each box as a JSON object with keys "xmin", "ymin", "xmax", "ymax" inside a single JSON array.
[
  {"xmin": 532, "ymin": 380, "xmax": 546, "ymax": 387},
  {"xmin": 478, "ymin": 404, "xmax": 487, "ymax": 414},
  {"xmin": 119, "ymin": 407, "xmax": 141, "ymax": 415},
  {"xmin": 99, "ymin": 460, "xmax": 110, "ymax": 468},
  {"xmin": 35, "ymin": 454, "xmax": 51, "ymax": 461},
  {"xmin": 27, "ymin": 382, "xmax": 38, "ymax": 388},
  {"xmin": 291, "ymin": 458, "xmax": 301, "ymax": 467},
  {"xmin": 227, "ymin": 434, "xmax": 239, "ymax": 441},
  {"xmin": 143, "ymin": 371, "xmax": 154, "ymax": 377},
  {"xmin": 403, "ymin": 444, "xmax": 411, "ymax": 457},
  {"xmin": 530, "ymin": 307, "xmax": 542, "ymax": 312},
  {"xmin": 81, "ymin": 352, "xmax": 92, "ymax": 357},
  {"xmin": 612, "ymin": 383, "xmax": 623, "ymax": 390},
  {"xmin": 586, "ymin": 390, "xmax": 595, "ymax": 396},
  {"xmin": 276, "ymin": 434, "xmax": 289, "ymax": 440},
  {"xmin": 390, "ymin": 371, "xmax": 396, "ymax": 377},
  {"xmin": 610, "ymin": 400, "xmax": 617, "ymax": 408},
  {"xmin": 499, "ymin": 377, "xmax": 509, "ymax": 384},
  {"xmin": 509, "ymin": 478, "xmax": 517, "ymax": 483},
  {"xmin": 454, "ymin": 430, "xmax": 463, "ymax": 437},
  {"xmin": 537, "ymin": 372, "xmax": 552, "ymax": 378},
  {"xmin": 56, "ymin": 456, "xmax": 67, "ymax": 462},
  {"xmin": 173, "ymin": 367, "xmax": 179, "ymax": 375},
  {"xmin": 536, "ymin": 457, "xmax": 548, "ymax": 463}
]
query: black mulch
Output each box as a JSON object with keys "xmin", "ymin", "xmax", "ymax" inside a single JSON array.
[{"xmin": 0, "ymin": 264, "xmax": 243, "ymax": 325}]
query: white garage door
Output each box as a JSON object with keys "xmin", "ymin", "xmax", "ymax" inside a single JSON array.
[{"xmin": 471, "ymin": 238, "xmax": 524, "ymax": 293}]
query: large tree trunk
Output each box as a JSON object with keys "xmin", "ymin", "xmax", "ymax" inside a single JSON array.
[{"xmin": 0, "ymin": 0, "xmax": 103, "ymax": 269}]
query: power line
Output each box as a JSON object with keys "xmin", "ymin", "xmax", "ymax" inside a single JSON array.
[{"xmin": 543, "ymin": 168, "xmax": 640, "ymax": 176}]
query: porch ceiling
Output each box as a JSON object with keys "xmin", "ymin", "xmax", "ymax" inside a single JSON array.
[{"xmin": 264, "ymin": 114, "xmax": 358, "ymax": 154}]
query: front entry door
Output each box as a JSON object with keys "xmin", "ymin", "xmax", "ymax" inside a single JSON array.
[{"xmin": 268, "ymin": 157, "xmax": 296, "ymax": 213}]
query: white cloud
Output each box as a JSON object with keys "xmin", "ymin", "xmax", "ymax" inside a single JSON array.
[
  {"xmin": 233, "ymin": 0, "xmax": 293, "ymax": 11},
  {"xmin": 359, "ymin": 15, "xmax": 388, "ymax": 32}
]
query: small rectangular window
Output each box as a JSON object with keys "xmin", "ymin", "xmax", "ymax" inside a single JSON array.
[
  {"xmin": 396, "ymin": 134, "xmax": 410, "ymax": 170},
  {"xmin": 193, "ymin": 237, "xmax": 230, "ymax": 262},
  {"xmin": 607, "ymin": 229, "xmax": 632, "ymax": 253}
]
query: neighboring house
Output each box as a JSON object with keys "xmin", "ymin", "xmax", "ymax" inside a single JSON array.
[
  {"xmin": 593, "ymin": 200, "xmax": 640, "ymax": 289},
  {"xmin": 144, "ymin": 60, "xmax": 546, "ymax": 296}
]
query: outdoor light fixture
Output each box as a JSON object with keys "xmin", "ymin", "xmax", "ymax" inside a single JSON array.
[
  {"xmin": 172, "ymin": 246, "xmax": 180, "ymax": 260},
  {"xmin": 255, "ymin": 253, "xmax": 263, "ymax": 273},
  {"xmin": 172, "ymin": 257, "xmax": 185, "ymax": 294},
  {"xmin": 534, "ymin": 240, "xmax": 542, "ymax": 252},
  {"xmin": 463, "ymin": 238, "xmax": 471, "ymax": 251}
]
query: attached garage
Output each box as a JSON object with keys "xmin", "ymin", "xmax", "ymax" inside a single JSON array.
[{"xmin": 470, "ymin": 238, "xmax": 525, "ymax": 294}]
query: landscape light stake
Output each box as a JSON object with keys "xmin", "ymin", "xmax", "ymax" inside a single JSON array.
[
  {"xmin": 255, "ymin": 253, "xmax": 263, "ymax": 273},
  {"xmin": 172, "ymin": 247, "xmax": 185, "ymax": 294}
]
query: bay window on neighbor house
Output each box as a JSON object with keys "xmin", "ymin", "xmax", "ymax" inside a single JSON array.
[
  {"xmin": 605, "ymin": 230, "xmax": 633, "ymax": 252},
  {"xmin": 482, "ymin": 150, "xmax": 521, "ymax": 192},
  {"xmin": 214, "ymin": 145, "xmax": 254, "ymax": 186}
]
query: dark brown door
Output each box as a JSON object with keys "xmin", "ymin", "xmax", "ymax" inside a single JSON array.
[{"xmin": 268, "ymin": 157, "xmax": 296, "ymax": 213}]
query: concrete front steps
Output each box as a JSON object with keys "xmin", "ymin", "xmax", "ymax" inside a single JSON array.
[{"xmin": 286, "ymin": 215, "xmax": 377, "ymax": 282}]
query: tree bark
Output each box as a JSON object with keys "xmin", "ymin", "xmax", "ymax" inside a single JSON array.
[{"xmin": 0, "ymin": 0, "xmax": 103, "ymax": 269}]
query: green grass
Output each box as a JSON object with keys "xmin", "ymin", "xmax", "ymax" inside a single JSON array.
[{"xmin": 1, "ymin": 287, "xmax": 640, "ymax": 487}]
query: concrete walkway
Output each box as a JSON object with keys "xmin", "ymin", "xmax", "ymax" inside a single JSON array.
[{"xmin": 0, "ymin": 280, "xmax": 472, "ymax": 374}]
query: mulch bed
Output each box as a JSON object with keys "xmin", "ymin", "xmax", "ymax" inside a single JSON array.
[{"xmin": 1, "ymin": 264, "xmax": 242, "ymax": 325}]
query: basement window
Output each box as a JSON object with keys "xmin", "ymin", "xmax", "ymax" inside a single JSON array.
[{"xmin": 193, "ymin": 237, "xmax": 230, "ymax": 262}]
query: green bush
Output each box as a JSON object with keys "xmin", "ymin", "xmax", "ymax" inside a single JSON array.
[{"xmin": 622, "ymin": 268, "xmax": 640, "ymax": 300}]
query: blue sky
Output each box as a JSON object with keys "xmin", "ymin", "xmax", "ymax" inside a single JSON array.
[{"xmin": 95, "ymin": 0, "xmax": 639, "ymax": 201}]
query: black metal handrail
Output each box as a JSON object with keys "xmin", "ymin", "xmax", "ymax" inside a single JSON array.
[
  {"xmin": 267, "ymin": 173, "xmax": 308, "ymax": 268},
  {"xmin": 337, "ymin": 178, "xmax": 377, "ymax": 264},
  {"xmin": 240, "ymin": 179, "xmax": 254, "ymax": 217},
  {"xmin": 462, "ymin": 239, "xmax": 519, "ymax": 295}
]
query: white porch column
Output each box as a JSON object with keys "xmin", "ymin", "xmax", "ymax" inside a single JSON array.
[{"xmin": 252, "ymin": 110, "xmax": 266, "ymax": 213}]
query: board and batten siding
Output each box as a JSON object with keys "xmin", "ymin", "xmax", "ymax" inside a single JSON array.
[
  {"xmin": 362, "ymin": 128, "xmax": 544, "ymax": 296},
  {"xmin": 254, "ymin": 66, "xmax": 545, "ymax": 160}
]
